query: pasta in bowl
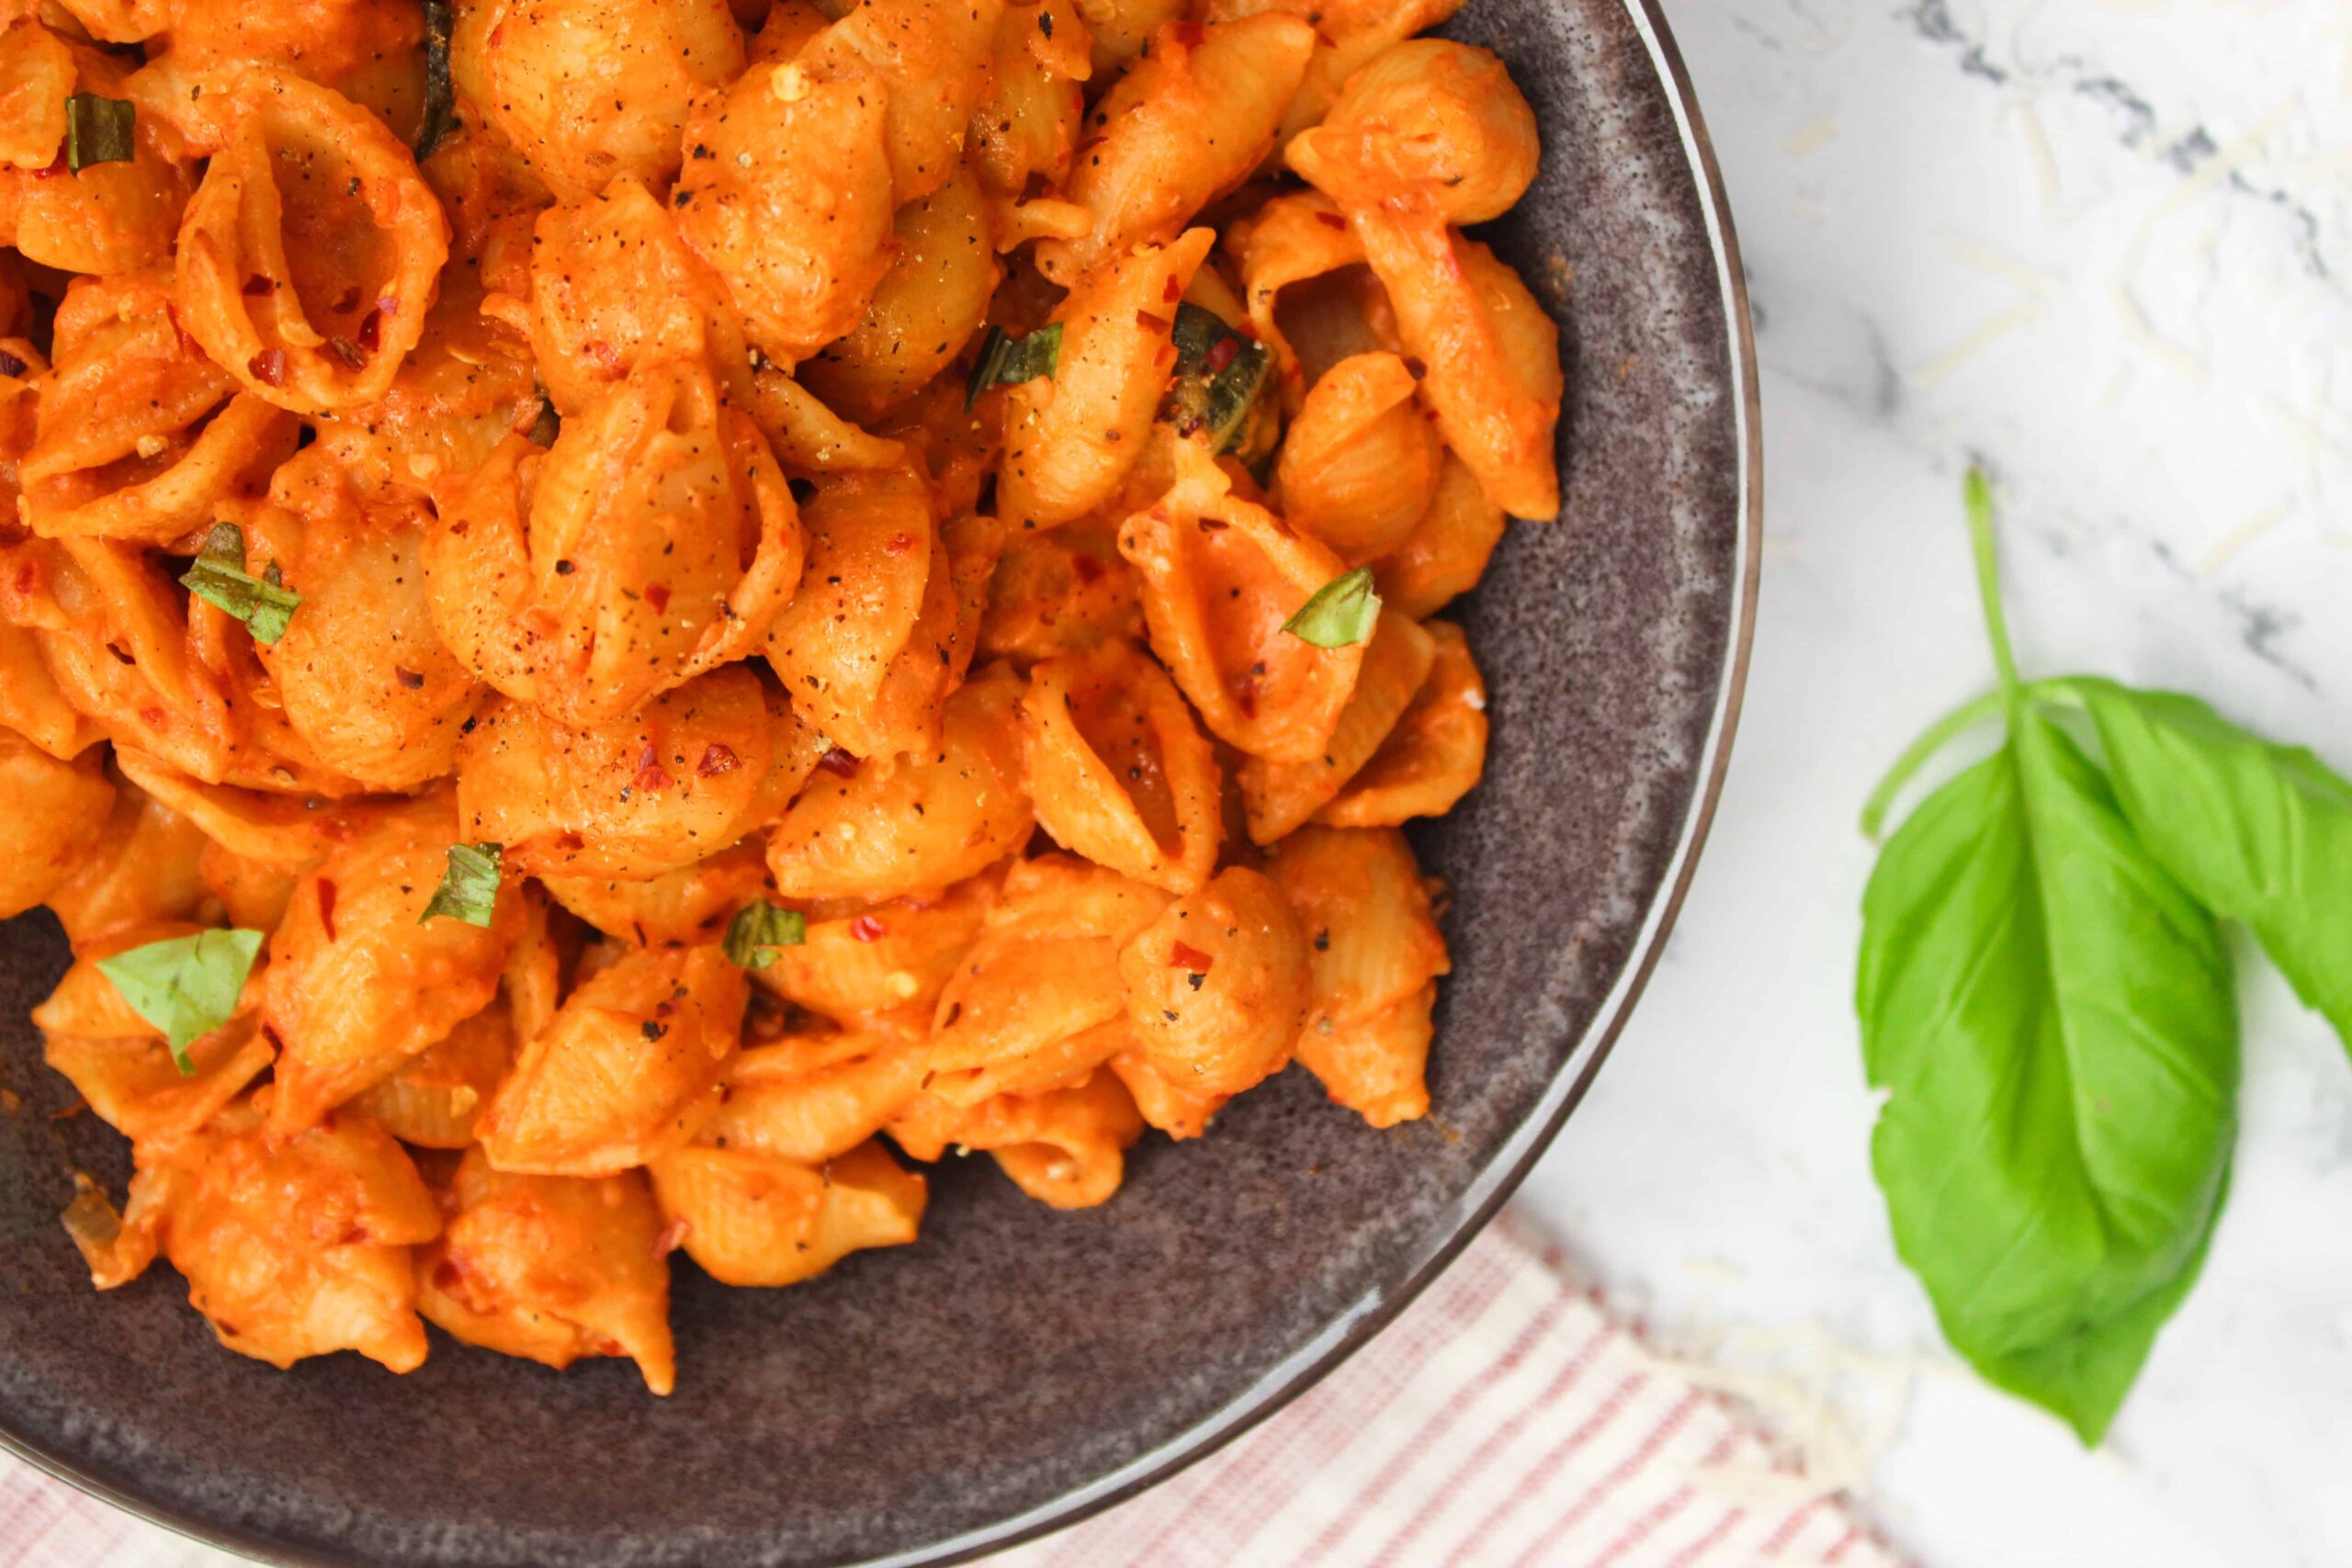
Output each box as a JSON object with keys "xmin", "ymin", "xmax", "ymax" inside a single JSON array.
[{"xmin": 0, "ymin": 0, "xmax": 1757, "ymax": 1561}]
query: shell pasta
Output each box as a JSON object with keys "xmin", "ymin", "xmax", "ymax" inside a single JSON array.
[{"xmin": 5, "ymin": 0, "xmax": 1555, "ymax": 1387}]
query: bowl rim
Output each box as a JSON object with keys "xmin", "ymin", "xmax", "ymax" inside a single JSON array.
[{"xmin": 0, "ymin": 0, "xmax": 1762, "ymax": 1560}]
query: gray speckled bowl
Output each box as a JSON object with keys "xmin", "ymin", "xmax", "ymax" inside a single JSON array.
[{"xmin": 0, "ymin": 2, "xmax": 1758, "ymax": 1562}]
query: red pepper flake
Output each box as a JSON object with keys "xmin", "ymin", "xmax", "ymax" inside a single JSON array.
[
  {"xmin": 1163, "ymin": 275, "xmax": 1183, "ymax": 303},
  {"xmin": 583, "ymin": 338, "xmax": 620, "ymax": 373},
  {"xmin": 29, "ymin": 152, "xmax": 65, "ymax": 180},
  {"xmin": 634, "ymin": 745, "xmax": 672, "ymax": 793},
  {"xmin": 849, "ymin": 915, "xmax": 887, "ymax": 942},
  {"xmin": 1204, "ymin": 336, "xmax": 1238, "ymax": 374},
  {"xmin": 1172, "ymin": 20, "xmax": 1204, "ymax": 48},
  {"xmin": 248, "ymin": 348, "xmax": 287, "ymax": 386},
  {"xmin": 1169, "ymin": 940, "xmax": 1214, "ymax": 972},
  {"xmin": 332, "ymin": 286, "xmax": 361, "ymax": 313},
  {"xmin": 1153, "ymin": 343, "xmax": 1176, "ymax": 370},
  {"xmin": 1315, "ymin": 211, "xmax": 1348, "ymax": 231},
  {"xmin": 431, "ymin": 1258, "xmax": 467, "ymax": 1293},
  {"xmin": 394, "ymin": 666, "xmax": 424, "ymax": 690},
  {"xmin": 488, "ymin": 18, "xmax": 506, "ymax": 46},
  {"xmin": 242, "ymin": 274, "xmax": 277, "ymax": 296},
  {"xmin": 1071, "ymin": 553, "xmax": 1104, "ymax": 585},
  {"xmin": 1136, "ymin": 310, "xmax": 1170, "ymax": 333},
  {"xmin": 376, "ymin": 295, "xmax": 399, "ymax": 316},
  {"xmin": 697, "ymin": 743, "xmax": 739, "ymax": 777},
  {"xmin": 325, "ymin": 334, "xmax": 368, "ymax": 368},
  {"xmin": 1231, "ymin": 673, "xmax": 1259, "ymax": 718},
  {"xmin": 651, "ymin": 1217, "xmax": 691, "ymax": 1258},
  {"xmin": 337, "ymin": 1224, "xmax": 368, "ymax": 1246},
  {"xmin": 139, "ymin": 705, "xmax": 168, "ymax": 729},
  {"xmin": 644, "ymin": 581, "xmax": 671, "ymax": 613},
  {"xmin": 317, "ymin": 879, "xmax": 338, "ymax": 942},
  {"xmin": 356, "ymin": 308, "xmax": 382, "ymax": 352},
  {"xmin": 817, "ymin": 747, "xmax": 859, "ymax": 778}
]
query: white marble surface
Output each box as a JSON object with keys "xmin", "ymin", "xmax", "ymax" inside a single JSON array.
[{"xmin": 1515, "ymin": 1, "xmax": 2352, "ymax": 1563}]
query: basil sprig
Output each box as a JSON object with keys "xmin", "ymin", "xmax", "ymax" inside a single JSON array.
[
  {"xmin": 1283, "ymin": 567, "xmax": 1379, "ymax": 649},
  {"xmin": 723, "ymin": 900, "xmax": 806, "ymax": 969},
  {"xmin": 64, "ymin": 95, "xmax": 135, "ymax": 172},
  {"xmin": 415, "ymin": 0, "xmax": 458, "ymax": 161},
  {"xmin": 1859, "ymin": 470, "xmax": 2352, "ymax": 1444},
  {"xmin": 180, "ymin": 523, "xmax": 300, "ymax": 645},
  {"xmin": 964, "ymin": 323, "xmax": 1063, "ymax": 410},
  {"xmin": 1164, "ymin": 303, "xmax": 1272, "ymax": 457},
  {"xmin": 96, "ymin": 929, "xmax": 265, "ymax": 1075},
  {"xmin": 421, "ymin": 842, "xmax": 503, "ymax": 926}
]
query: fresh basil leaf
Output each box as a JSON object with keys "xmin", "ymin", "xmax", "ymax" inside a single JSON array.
[
  {"xmin": 96, "ymin": 929, "xmax": 265, "ymax": 1073},
  {"xmin": 415, "ymin": 0, "xmax": 458, "ymax": 161},
  {"xmin": 1165, "ymin": 303, "xmax": 1273, "ymax": 457},
  {"xmin": 2072, "ymin": 677, "xmax": 2352, "ymax": 1056},
  {"xmin": 179, "ymin": 522, "xmax": 300, "ymax": 645},
  {"xmin": 964, "ymin": 322, "xmax": 1063, "ymax": 410},
  {"xmin": 1283, "ymin": 567, "xmax": 1379, "ymax": 648},
  {"xmin": 1860, "ymin": 720, "xmax": 2237, "ymax": 1444},
  {"xmin": 723, "ymin": 900, "xmax": 806, "ymax": 970},
  {"xmin": 65, "ymin": 95, "xmax": 135, "ymax": 172},
  {"xmin": 421, "ymin": 842, "xmax": 503, "ymax": 926},
  {"xmin": 1858, "ymin": 470, "xmax": 2239, "ymax": 1444}
]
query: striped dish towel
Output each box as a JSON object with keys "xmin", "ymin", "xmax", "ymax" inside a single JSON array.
[{"xmin": 1, "ymin": 1213, "xmax": 1902, "ymax": 1568}]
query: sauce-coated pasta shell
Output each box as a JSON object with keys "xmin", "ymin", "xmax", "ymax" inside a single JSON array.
[
  {"xmin": 142, "ymin": 1102, "xmax": 442, "ymax": 1372},
  {"xmin": 38, "ymin": 779, "xmax": 210, "ymax": 950},
  {"xmin": 1116, "ymin": 437, "xmax": 1363, "ymax": 764},
  {"xmin": 890, "ymin": 1066, "xmax": 1144, "ymax": 1209},
  {"xmin": 175, "ymin": 71, "xmax": 449, "ymax": 413},
  {"xmin": 1000, "ymin": 228, "xmax": 1215, "ymax": 530},
  {"xmin": 540, "ymin": 837, "xmax": 772, "ymax": 948},
  {"xmin": 794, "ymin": 0, "xmax": 1006, "ymax": 207},
  {"xmin": 262, "ymin": 811, "xmax": 524, "ymax": 1135},
  {"xmin": 705, "ymin": 1023, "xmax": 932, "ymax": 1165},
  {"xmin": 967, "ymin": 0, "xmax": 1091, "ymax": 202},
  {"xmin": 1021, "ymin": 639, "xmax": 1221, "ymax": 892},
  {"xmin": 1285, "ymin": 39, "xmax": 1537, "ymax": 226},
  {"xmin": 426, "ymin": 362, "xmax": 802, "ymax": 727},
  {"xmin": 765, "ymin": 661, "xmax": 1034, "ymax": 903},
  {"xmin": 1119, "ymin": 865, "xmax": 1308, "ymax": 1099},
  {"xmin": 418, "ymin": 1149, "xmax": 676, "ymax": 1393},
  {"xmin": 350, "ymin": 1002, "xmax": 517, "ymax": 1150},
  {"xmin": 748, "ymin": 869, "xmax": 996, "ymax": 1023},
  {"xmin": 1317, "ymin": 619, "xmax": 1487, "ymax": 827},
  {"xmin": 452, "ymin": 0, "xmax": 746, "ymax": 201},
  {"xmin": 1238, "ymin": 608, "xmax": 1434, "ymax": 844},
  {"xmin": 978, "ymin": 523, "xmax": 1144, "ymax": 667},
  {"xmin": 647, "ymin": 1137, "xmax": 925, "ymax": 1287},
  {"xmin": 1274, "ymin": 351, "xmax": 1441, "ymax": 563},
  {"xmin": 477, "ymin": 942, "xmax": 748, "ymax": 1177},
  {"xmin": 0, "ymin": 728, "xmax": 113, "ymax": 919},
  {"xmin": 673, "ymin": 63, "xmax": 893, "ymax": 364},
  {"xmin": 458, "ymin": 667, "xmax": 820, "ymax": 882},
  {"xmin": 1036, "ymin": 15, "xmax": 1315, "ymax": 283},
  {"xmin": 1372, "ymin": 453, "xmax": 1507, "ymax": 620},
  {"xmin": 4, "ymin": 39, "xmax": 191, "ymax": 276},
  {"xmin": 1265, "ymin": 823, "xmax": 1450, "ymax": 1126}
]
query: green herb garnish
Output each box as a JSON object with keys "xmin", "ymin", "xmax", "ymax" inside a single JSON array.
[
  {"xmin": 179, "ymin": 523, "xmax": 300, "ymax": 645},
  {"xmin": 1282, "ymin": 567, "xmax": 1380, "ymax": 649},
  {"xmin": 1857, "ymin": 469, "xmax": 2334, "ymax": 1445},
  {"xmin": 1164, "ymin": 303, "xmax": 1272, "ymax": 457},
  {"xmin": 964, "ymin": 322, "xmax": 1063, "ymax": 410},
  {"xmin": 64, "ymin": 95, "xmax": 135, "ymax": 173},
  {"xmin": 96, "ymin": 929, "xmax": 265, "ymax": 1075},
  {"xmin": 415, "ymin": 0, "xmax": 458, "ymax": 161},
  {"xmin": 420, "ymin": 842, "xmax": 503, "ymax": 926},
  {"xmin": 723, "ymin": 900, "xmax": 806, "ymax": 969}
]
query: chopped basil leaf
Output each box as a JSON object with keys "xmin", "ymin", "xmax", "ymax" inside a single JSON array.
[
  {"xmin": 96, "ymin": 929, "xmax": 265, "ymax": 1074},
  {"xmin": 964, "ymin": 322, "xmax": 1064, "ymax": 410},
  {"xmin": 1164, "ymin": 303, "xmax": 1273, "ymax": 457},
  {"xmin": 1283, "ymin": 566, "xmax": 1381, "ymax": 649},
  {"xmin": 724, "ymin": 900, "xmax": 807, "ymax": 970},
  {"xmin": 64, "ymin": 95, "xmax": 135, "ymax": 173},
  {"xmin": 420, "ymin": 842, "xmax": 503, "ymax": 926},
  {"xmin": 415, "ymin": 0, "xmax": 458, "ymax": 161},
  {"xmin": 179, "ymin": 522, "xmax": 301, "ymax": 645}
]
